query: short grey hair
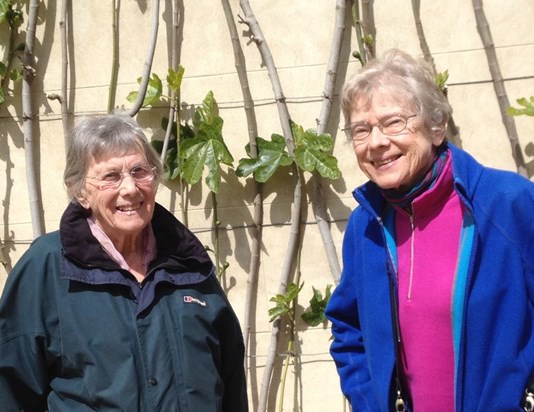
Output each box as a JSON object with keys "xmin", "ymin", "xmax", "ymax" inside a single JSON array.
[
  {"xmin": 64, "ymin": 113, "xmax": 163, "ymax": 200},
  {"xmin": 340, "ymin": 49, "xmax": 451, "ymax": 133}
]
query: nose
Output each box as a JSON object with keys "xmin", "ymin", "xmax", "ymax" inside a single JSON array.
[
  {"xmin": 367, "ymin": 125, "xmax": 390, "ymax": 148},
  {"xmin": 118, "ymin": 173, "xmax": 138, "ymax": 193}
]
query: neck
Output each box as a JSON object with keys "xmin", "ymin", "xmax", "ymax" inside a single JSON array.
[
  {"xmin": 381, "ymin": 145, "xmax": 448, "ymax": 211},
  {"xmin": 112, "ymin": 235, "xmax": 144, "ymax": 257}
]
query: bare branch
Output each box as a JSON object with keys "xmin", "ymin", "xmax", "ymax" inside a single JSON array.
[
  {"xmin": 59, "ymin": 0, "xmax": 71, "ymax": 146},
  {"xmin": 361, "ymin": 0, "xmax": 376, "ymax": 59},
  {"xmin": 22, "ymin": 0, "xmax": 44, "ymax": 238},
  {"xmin": 108, "ymin": 0, "xmax": 121, "ymax": 113},
  {"xmin": 472, "ymin": 0, "xmax": 527, "ymax": 176},
  {"xmin": 238, "ymin": 2, "xmax": 303, "ymax": 410},
  {"xmin": 310, "ymin": 0, "xmax": 350, "ymax": 284},
  {"xmin": 239, "ymin": 0, "xmax": 294, "ymax": 154},
  {"xmin": 411, "ymin": 0, "xmax": 461, "ymax": 147},
  {"xmin": 221, "ymin": 0, "xmax": 263, "ymax": 377},
  {"xmin": 46, "ymin": 93, "xmax": 63, "ymax": 103},
  {"xmin": 127, "ymin": 0, "xmax": 160, "ymax": 117}
]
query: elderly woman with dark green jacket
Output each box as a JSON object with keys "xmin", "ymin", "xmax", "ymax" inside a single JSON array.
[{"xmin": 0, "ymin": 114, "xmax": 248, "ymax": 411}]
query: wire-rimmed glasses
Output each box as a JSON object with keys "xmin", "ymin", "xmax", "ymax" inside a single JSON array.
[
  {"xmin": 342, "ymin": 114, "xmax": 417, "ymax": 143},
  {"xmin": 86, "ymin": 165, "xmax": 157, "ymax": 190}
]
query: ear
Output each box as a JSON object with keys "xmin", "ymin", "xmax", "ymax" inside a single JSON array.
[
  {"xmin": 76, "ymin": 197, "xmax": 90, "ymax": 209},
  {"xmin": 75, "ymin": 190, "xmax": 91, "ymax": 210},
  {"xmin": 431, "ymin": 122, "xmax": 447, "ymax": 146},
  {"xmin": 67, "ymin": 180, "xmax": 90, "ymax": 209}
]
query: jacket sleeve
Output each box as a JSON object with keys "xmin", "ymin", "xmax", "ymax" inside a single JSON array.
[
  {"xmin": 212, "ymin": 279, "xmax": 249, "ymax": 412},
  {"xmin": 0, "ymin": 335, "xmax": 51, "ymax": 411},
  {"xmin": 325, "ymin": 212, "xmax": 381, "ymax": 411},
  {"xmin": 0, "ymin": 235, "xmax": 61, "ymax": 410}
]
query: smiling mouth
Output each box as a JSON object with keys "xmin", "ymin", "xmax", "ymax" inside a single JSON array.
[
  {"xmin": 116, "ymin": 203, "xmax": 142, "ymax": 213},
  {"xmin": 372, "ymin": 155, "xmax": 400, "ymax": 167}
]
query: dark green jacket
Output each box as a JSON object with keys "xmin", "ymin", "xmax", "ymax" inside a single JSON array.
[{"xmin": 0, "ymin": 202, "xmax": 248, "ymax": 411}]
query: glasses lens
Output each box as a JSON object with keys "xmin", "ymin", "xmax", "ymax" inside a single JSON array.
[
  {"xmin": 100, "ymin": 171, "xmax": 122, "ymax": 183},
  {"xmin": 353, "ymin": 124, "xmax": 372, "ymax": 140},
  {"xmin": 381, "ymin": 116, "xmax": 408, "ymax": 135},
  {"xmin": 131, "ymin": 166, "xmax": 154, "ymax": 182}
]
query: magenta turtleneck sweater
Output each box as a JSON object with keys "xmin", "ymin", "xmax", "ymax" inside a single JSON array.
[{"xmin": 394, "ymin": 155, "xmax": 463, "ymax": 411}]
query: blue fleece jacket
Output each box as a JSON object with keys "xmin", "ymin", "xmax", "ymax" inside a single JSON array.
[{"xmin": 325, "ymin": 144, "xmax": 534, "ymax": 411}]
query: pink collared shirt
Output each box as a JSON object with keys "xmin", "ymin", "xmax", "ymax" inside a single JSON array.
[{"xmin": 87, "ymin": 217, "xmax": 156, "ymax": 275}]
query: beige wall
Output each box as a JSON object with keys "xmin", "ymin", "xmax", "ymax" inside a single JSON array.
[{"xmin": 1, "ymin": 1, "xmax": 534, "ymax": 410}]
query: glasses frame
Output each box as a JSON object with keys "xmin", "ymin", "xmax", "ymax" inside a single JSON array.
[
  {"xmin": 342, "ymin": 113, "xmax": 418, "ymax": 143},
  {"xmin": 85, "ymin": 165, "xmax": 157, "ymax": 190}
]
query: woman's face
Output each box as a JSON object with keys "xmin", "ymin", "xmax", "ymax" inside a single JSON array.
[
  {"xmin": 77, "ymin": 151, "xmax": 157, "ymax": 245},
  {"xmin": 350, "ymin": 94, "xmax": 445, "ymax": 191}
]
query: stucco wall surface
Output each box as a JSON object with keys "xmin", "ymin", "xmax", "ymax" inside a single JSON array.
[{"xmin": 1, "ymin": 1, "xmax": 534, "ymax": 411}]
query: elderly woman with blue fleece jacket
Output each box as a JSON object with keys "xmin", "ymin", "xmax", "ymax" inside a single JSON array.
[{"xmin": 325, "ymin": 49, "xmax": 534, "ymax": 411}]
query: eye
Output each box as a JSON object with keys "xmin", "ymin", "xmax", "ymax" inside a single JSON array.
[
  {"xmin": 352, "ymin": 123, "xmax": 371, "ymax": 137},
  {"xmin": 131, "ymin": 166, "xmax": 152, "ymax": 180},
  {"xmin": 382, "ymin": 116, "xmax": 404, "ymax": 128},
  {"xmin": 100, "ymin": 171, "xmax": 122, "ymax": 182}
]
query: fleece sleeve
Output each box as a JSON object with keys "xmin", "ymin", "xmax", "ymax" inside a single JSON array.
[{"xmin": 325, "ymin": 213, "xmax": 382, "ymax": 411}]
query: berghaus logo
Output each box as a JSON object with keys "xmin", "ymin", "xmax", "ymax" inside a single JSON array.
[{"xmin": 183, "ymin": 295, "xmax": 207, "ymax": 307}]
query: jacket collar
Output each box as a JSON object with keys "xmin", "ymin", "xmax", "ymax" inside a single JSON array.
[
  {"xmin": 448, "ymin": 143, "xmax": 483, "ymax": 211},
  {"xmin": 60, "ymin": 202, "xmax": 213, "ymax": 277},
  {"xmin": 352, "ymin": 142, "xmax": 484, "ymax": 218}
]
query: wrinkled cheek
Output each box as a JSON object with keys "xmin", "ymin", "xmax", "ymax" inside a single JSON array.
[
  {"xmin": 358, "ymin": 164, "xmax": 374, "ymax": 182},
  {"xmin": 355, "ymin": 152, "xmax": 367, "ymax": 171}
]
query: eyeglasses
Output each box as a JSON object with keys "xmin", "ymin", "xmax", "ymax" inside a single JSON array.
[
  {"xmin": 342, "ymin": 114, "xmax": 417, "ymax": 143},
  {"xmin": 86, "ymin": 165, "xmax": 157, "ymax": 190}
]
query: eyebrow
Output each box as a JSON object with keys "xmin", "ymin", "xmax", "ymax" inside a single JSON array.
[{"xmin": 349, "ymin": 112, "xmax": 407, "ymax": 124}]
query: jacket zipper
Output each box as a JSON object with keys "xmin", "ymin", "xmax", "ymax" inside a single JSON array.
[
  {"xmin": 407, "ymin": 214, "xmax": 415, "ymax": 301},
  {"xmin": 377, "ymin": 215, "xmax": 408, "ymax": 411}
]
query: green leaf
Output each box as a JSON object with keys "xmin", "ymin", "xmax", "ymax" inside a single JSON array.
[
  {"xmin": 236, "ymin": 134, "xmax": 293, "ymax": 182},
  {"xmin": 0, "ymin": 0, "xmax": 9, "ymax": 25},
  {"xmin": 150, "ymin": 139, "xmax": 164, "ymax": 153},
  {"xmin": 290, "ymin": 122, "xmax": 341, "ymax": 180},
  {"xmin": 301, "ymin": 285, "xmax": 332, "ymax": 327},
  {"xmin": 181, "ymin": 134, "xmax": 233, "ymax": 193},
  {"xmin": 151, "ymin": 118, "xmax": 196, "ymax": 182},
  {"xmin": 435, "ymin": 70, "xmax": 449, "ymax": 91},
  {"xmin": 194, "ymin": 90, "xmax": 219, "ymax": 126},
  {"xmin": 177, "ymin": 91, "xmax": 233, "ymax": 192},
  {"xmin": 126, "ymin": 73, "xmax": 162, "ymax": 107},
  {"xmin": 507, "ymin": 96, "xmax": 534, "ymax": 117},
  {"xmin": 0, "ymin": 61, "xmax": 6, "ymax": 77},
  {"xmin": 0, "ymin": 87, "xmax": 4, "ymax": 105},
  {"xmin": 167, "ymin": 65, "xmax": 185, "ymax": 94},
  {"xmin": 145, "ymin": 73, "xmax": 163, "ymax": 104},
  {"xmin": 6, "ymin": 6, "xmax": 22, "ymax": 29},
  {"xmin": 126, "ymin": 91, "xmax": 138, "ymax": 103},
  {"xmin": 268, "ymin": 282, "xmax": 303, "ymax": 322},
  {"xmin": 9, "ymin": 68, "xmax": 22, "ymax": 82}
]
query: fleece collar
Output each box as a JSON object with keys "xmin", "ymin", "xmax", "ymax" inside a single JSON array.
[{"xmin": 352, "ymin": 142, "xmax": 484, "ymax": 219}]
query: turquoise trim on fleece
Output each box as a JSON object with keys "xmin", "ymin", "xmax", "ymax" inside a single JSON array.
[
  {"xmin": 383, "ymin": 207, "xmax": 398, "ymax": 271},
  {"xmin": 452, "ymin": 210, "xmax": 475, "ymax": 391}
]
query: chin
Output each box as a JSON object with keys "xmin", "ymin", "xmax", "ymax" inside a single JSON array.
[{"xmin": 374, "ymin": 178, "xmax": 398, "ymax": 190}]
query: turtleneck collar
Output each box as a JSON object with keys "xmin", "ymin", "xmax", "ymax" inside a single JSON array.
[{"xmin": 381, "ymin": 144, "xmax": 449, "ymax": 212}]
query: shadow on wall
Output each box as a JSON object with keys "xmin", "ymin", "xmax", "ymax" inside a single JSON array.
[
  {"xmin": 525, "ymin": 142, "xmax": 534, "ymax": 178},
  {"xmin": 0, "ymin": 124, "xmax": 16, "ymax": 274}
]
